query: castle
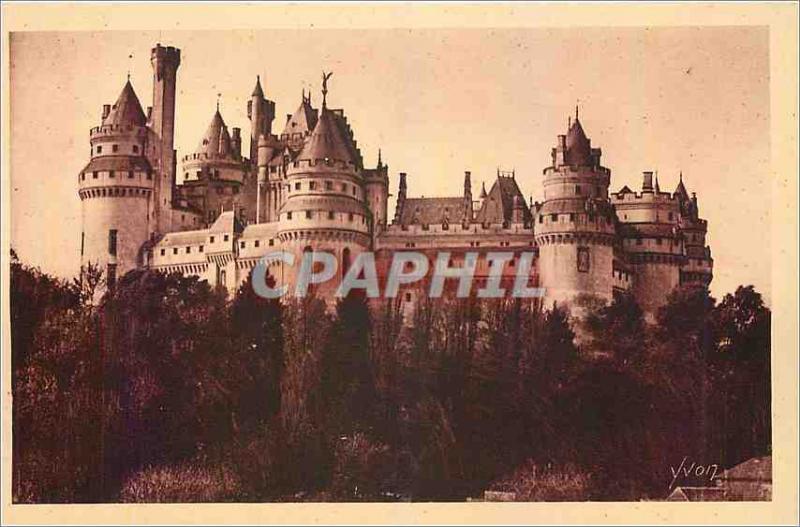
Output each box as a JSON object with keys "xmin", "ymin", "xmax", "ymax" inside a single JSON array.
[{"xmin": 78, "ymin": 44, "xmax": 713, "ymax": 314}]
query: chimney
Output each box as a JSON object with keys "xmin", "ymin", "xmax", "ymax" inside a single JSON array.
[
  {"xmin": 642, "ymin": 171, "xmax": 654, "ymax": 192},
  {"xmin": 102, "ymin": 104, "xmax": 111, "ymax": 120},
  {"xmin": 464, "ymin": 171, "xmax": 472, "ymax": 198}
]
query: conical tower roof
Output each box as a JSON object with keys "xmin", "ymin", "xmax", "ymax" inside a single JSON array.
[
  {"xmin": 252, "ymin": 75, "xmax": 264, "ymax": 97},
  {"xmin": 296, "ymin": 107, "xmax": 355, "ymax": 164},
  {"xmin": 675, "ymin": 172, "xmax": 689, "ymax": 200},
  {"xmin": 565, "ymin": 117, "xmax": 591, "ymax": 165},
  {"xmin": 196, "ymin": 109, "xmax": 233, "ymax": 157},
  {"xmin": 103, "ymin": 80, "xmax": 147, "ymax": 127}
]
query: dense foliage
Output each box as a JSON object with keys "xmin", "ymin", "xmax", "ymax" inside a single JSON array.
[{"xmin": 11, "ymin": 253, "xmax": 771, "ymax": 502}]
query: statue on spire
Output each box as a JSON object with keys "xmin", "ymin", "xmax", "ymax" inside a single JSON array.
[{"xmin": 321, "ymin": 71, "xmax": 333, "ymax": 108}]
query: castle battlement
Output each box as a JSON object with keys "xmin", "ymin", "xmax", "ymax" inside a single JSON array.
[{"xmin": 76, "ymin": 43, "xmax": 714, "ymax": 312}]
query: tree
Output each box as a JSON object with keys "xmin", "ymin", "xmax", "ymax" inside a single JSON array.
[
  {"xmin": 708, "ymin": 286, "xmax": 771, "ymax": 467},
  {"xmin": 584, "ymin": 290, "xmax": 647, "ymax": 365}
]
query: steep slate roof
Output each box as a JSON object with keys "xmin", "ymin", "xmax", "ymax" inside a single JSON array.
[
  {"xmin": 196, "ymin": 110, "xmax": 233, "ymax": 157},
  {"xmin": 675, "ymin": 173, "xmax": 689, "ymax": 200},
  {"xmin": 209, "ymin": 210, "xmax": 244, "ymax": 234},
  {"xmin": 399, "ymin": 197, "xmax": 466, "ymax": 226},
  {"xmin": 103, "ymin": 80, "xmax": 147, "ymax": 127},
  {"xmin": 283, "ymin": 98, "xmax": 318, "ymax": 137},
  {"xmin": 475, "ymin": 176, "xmax": 531, "ymax": 224},
  {"xmin": 565, "ymin": 118, "xmax": 591, "ymax": 166},
  {"xmin": 296, "ymin": 108, "xmax": 355, "ymax": 164},
  {"xmin": 252, "ymin": 75, "xmax": 264, "ymax": 97}
]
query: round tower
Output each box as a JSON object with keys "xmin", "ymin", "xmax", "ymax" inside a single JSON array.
[
  {"xmin": 278, "ymin": 76, "xmax": 371, "ymax": 295},
  {"xmin": 610, "ymin": 171, "xmax": 684, "ymax": 314},
  {"xmin": 534, "ymin": 108, "xmax": 616, "ymax": 309},
  {"xmin": 78, "ymin": 80, "xmax": 154, "ymax": 288},
  {"xmin": 180, "ymin": 107, "xmax": 249, "ymax": 225},
  {"xmin": 363, "ymin": 150, "xmax": 389, "ymax": 234}
]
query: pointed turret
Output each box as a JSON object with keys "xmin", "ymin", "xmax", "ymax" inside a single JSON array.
[
  {"xmin": 675, "ymin": 171, "xmax": 689, "ymax": 200},
  {"xmin": 196, "ymin": 109, "xmax": 233, "ymax": 158},
  {"xmin": 480, "ymin": 182, "xmax": 488, "ymax": 199},
  {"xmin": 296, "ymin": 106, "xmax": 354, "ymax": 165},
  {"xmin": 565, "ymin": 108, "xmax": 591, "ymax": 166},
  {"xmin": 103, "ymin": 80, "xmax": 147, "ymax": 127},
  {"xmin": 252, "ymin": 75, "xmax": 264, "ymax": 97}
]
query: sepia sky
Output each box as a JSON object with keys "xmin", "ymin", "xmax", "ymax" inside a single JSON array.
[{"xmin": 9, "ymin": 27, "xmax": 770, "ymax": 302}]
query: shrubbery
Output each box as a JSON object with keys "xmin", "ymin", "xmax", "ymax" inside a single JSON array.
[{"xmin": 11, "ymin": 252, "xmax": 772, "ymax": 502}]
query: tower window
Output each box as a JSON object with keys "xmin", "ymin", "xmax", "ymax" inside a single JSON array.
[
  {"xmin": 569, "ymin": 213, "xmax": 575, "ymax": 222},
  {"xmin": 309, "ymin": 182, "xmax": 317, "ymax": 191},
  {"xmin": 96, "ymin": 146, "xmax": 102, "ymax": 154},
  {"xmin": 223, "ymin": 234, "xmax": 229, "ymax": 242},
  {"xmin": 668, "ymin": 212, "xmax": 674, "ymax": 221},
  {"xmin": 241, "ymin": 241, "xmax": 246, "ymax": 249},
  {"xmin": 325, "ymin": 181, "xmax": 333, "ymax": 190},
  {"xmin": 636, "ymin": 238, "xmax": 643, "ymax": 245},
  {"xmin": 305, "ymin": 211, "xmax": 312, "ymax": 219},
  {"xmin": 210, "ymin": 236, "xmax": 215, "ymax": 243},
  {"xmin": 539, "ymin": 215, "xmax": 543, "ymax": 224},
  {"xmin": 112, "ymin": 144, "xmax": 119, "ymax": 153},
  {"xmin": 255, "ymin": 240, "xmax": 260, "ymax": 248},
  {"xmin": 173, "ymin": 248, "xmax": 178, "ymax": 255},
  {"xmin": 186, "ymin": 247, "xmax": 191, "ymax": 254},
  {"xmin": 328, "ymin": 211, "xmax": 335, "ymax": 220},
  {"xmin": 133, "ymin": 145, "xmax": 139, "ymax": 153},
  {"xmin": 551, "ymin": 213, "xmax": 558, "ymax": 221},
  {"xmin": 349, "ymin": 213, "xmax": 354, "ymax": 221},
  {"xmin": 656, "ymin": 238, "xmax": 662, "ymax": 245},
  {"xmin": 93, "ymin": 171, "xmax": 98, "ymax": 179},
  {"xmin": 269, "ymin": 239, "xmax": 274, "ymax": 246},
  {"xmin": 287, "ymin": 212, "xmax": 292, "ymax": 220},
  {"xmin": 108, "ymin": 229, "xmax": 117, "ymax": 256},
  {"xmin": 160, "ymin": 249, "xmax": 165, "ymax": 256},
  {"xmin": 128, "ymin": 171, "xmax": 134, "ymax": 179},
  {"xmin": 575, "ymin": 185, "xmax": 582, "ymax": 195},
  {"xmin": 295, "ymin": 182, "xmax": 301, "ymax": 190},
  {"xmin": 109, "ymin": 170, "xmax": 115, "ymax": 178},
  {"xmin": 352, "ymin": 187, "xmax": 357, "ymax": 196},
  {"xmin": 81, "ymin": 174, "xmax": 86, "ymax": 181},
  {"xmin": 199, "ymin": 245, "xmax": 204, "ymax": 252}
]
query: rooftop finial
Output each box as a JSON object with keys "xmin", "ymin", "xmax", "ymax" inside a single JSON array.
[
  {"xmin": 127, "ymin": 70, "xmax": 131, "ymax": 81},
  {"xmin": 321, "ymin": 71, "xmax": 333, "ymax": 109},
  {"xmin": 216, "ymin": 92, "xmax": 221, "ymax": 112},
  {"xmin": 377, "ymin": 148, "xmax": 382, "ymax": 167},
  {"xmin": 680, "ymin": 170, "xmax": 683, "ymax": 182},
  {"xmin": 575, "ymin": 104, "xmax": 579, "ymax": 121}
]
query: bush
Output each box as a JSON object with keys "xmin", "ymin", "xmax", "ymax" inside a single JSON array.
[
  {"xmin": 490, "ymin": 460, "xmax": 594, "ymax": 501},
  {"xmin": 120, "ymin": 461, "xmax": 242, "ymax": 503}
]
